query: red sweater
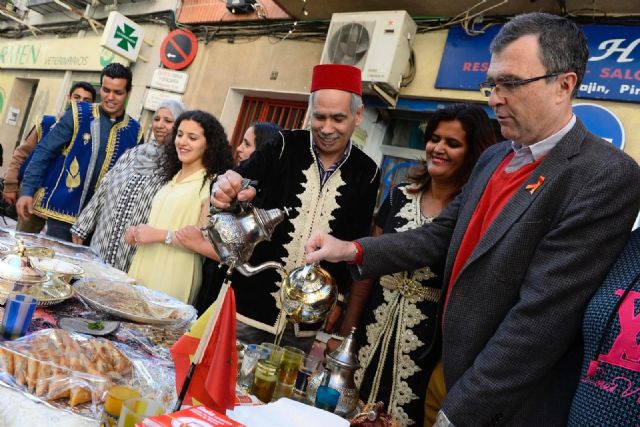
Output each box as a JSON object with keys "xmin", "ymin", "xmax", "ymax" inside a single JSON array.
[{"xmin": 445, "ymin": 153, "xmax": 545, "ymax": 310}]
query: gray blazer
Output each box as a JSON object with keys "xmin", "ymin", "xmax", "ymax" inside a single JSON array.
[{"xmin": 355, "ymin": 119, "xmax": 640, "ymax": 426}]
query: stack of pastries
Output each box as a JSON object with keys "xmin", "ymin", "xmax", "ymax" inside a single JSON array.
[{"xmin": 0, "ymin": 329, "xmax": 132, "ymax": 406}]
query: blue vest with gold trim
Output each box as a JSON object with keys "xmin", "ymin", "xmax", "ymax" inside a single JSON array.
[
  {"xmin": 33, "ymin": 102, "xmax": 141, "ymax": 224},
  {"xmin": 18, "ymin": 114, "xmax": 57, "ymax": 181}
]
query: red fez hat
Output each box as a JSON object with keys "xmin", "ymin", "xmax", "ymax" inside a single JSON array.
[{"xmin": 310, "ymin": 64, "xmax": 362, "ymax": 96}]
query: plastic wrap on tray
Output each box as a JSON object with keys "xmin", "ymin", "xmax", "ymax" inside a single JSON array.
[
  {"xmin": 73, "ymin": 278, "xmax": 197, "ymax": 327},
  {"xmin": 0, "ymin": 227, "xmax": 102, "ymax": 262},
  {"xmin": 56, "ymin": 255, "xmax": 134, "ymax": 283},
  {"xmin": 0, "ymin": 328, "xmax": 177, "ymax": 419}
]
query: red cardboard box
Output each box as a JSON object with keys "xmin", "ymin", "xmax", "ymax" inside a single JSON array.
[{"xmin": 136, "ymin": 405, "xmax": 245, "ymax": 427}]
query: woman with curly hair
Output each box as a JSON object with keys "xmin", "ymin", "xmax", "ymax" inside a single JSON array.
[
  {"xmin": 353, "ymin": 104, "xmax": 497, "ymax": 426},
  {"xmin": 125, "ymin": 110, "xmax": 233, "ymax": 304}
]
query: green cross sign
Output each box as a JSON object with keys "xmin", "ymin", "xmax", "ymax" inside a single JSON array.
[
  {"xmin": 101, "ymin": 11, "xmax": 143, "ymax": 62},
  {"xmin": 114, "ymin": 23, "xmax": 138, "ymax": 52}
]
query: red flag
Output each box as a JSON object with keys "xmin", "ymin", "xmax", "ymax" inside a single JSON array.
[{"xmin": 171, "ymin": 287, "xmax": 237, "ymax": 413}]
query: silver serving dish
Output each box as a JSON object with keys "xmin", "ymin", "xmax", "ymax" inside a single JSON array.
[
  {"xmin": 0, "ymin": 275, "xmax": 74, "ymax": 306},
  {"xmin": 73, "ymin": 278, "xmax": 196, "ymax": 326},
  {"xmin": 0, "ymin": 227, "xmax": 101, "ymax": 262},
  {"xmin": 30, "ymin": 257, "xmax": 84, "ymax": 282},
  {"xmin": 0, "ymin": 241, "xmax": 49, "ymax": 284}
]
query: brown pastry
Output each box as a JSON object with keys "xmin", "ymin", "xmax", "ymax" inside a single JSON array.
[
  {"xmin": 1, "ymin": 329, "xmax": 133, "ymax": 408},
  {"xmin": 0, "ymin": 348, "xmax": 14, "ymax": 376}
]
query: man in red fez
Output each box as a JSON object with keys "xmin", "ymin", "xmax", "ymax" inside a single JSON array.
[{"xmin": 203, "ymin": 64, "xmax": 381, "ymax": 352}]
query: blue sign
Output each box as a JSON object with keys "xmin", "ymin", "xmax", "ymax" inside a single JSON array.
[
  {"xmin": 572, "ymin": 103, "xmax": 625, "ymax": 149},
  {"xmin": 436, "ymin": 25, "xmax": 640, "ymax": 103},
  {"xmin": 364, "ymin": 96, "xmax": 495, "ymax": 118}
]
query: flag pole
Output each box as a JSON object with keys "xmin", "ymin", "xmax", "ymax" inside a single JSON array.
[{"xmin": 174, "ymin": 275, "xmax": 232, "ymax": 411}]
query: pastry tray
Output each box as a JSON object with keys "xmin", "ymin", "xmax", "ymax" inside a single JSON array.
[{"xmin": 73, "ymin": 279, "xmax": 196, "ymax": 326}]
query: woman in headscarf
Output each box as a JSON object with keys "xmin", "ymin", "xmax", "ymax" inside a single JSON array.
[{"xmin": 71, "ymin": 100, "xmax": 187, "ymax": 271}]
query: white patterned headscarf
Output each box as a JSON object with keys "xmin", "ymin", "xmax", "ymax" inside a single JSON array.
[
  {"xmin": 135, "ymin": 100, "xmax": 187, "ymax": 174},
  {"xmin": 155, "ymin": 99, "xmax": 187, "ymax": 127}
]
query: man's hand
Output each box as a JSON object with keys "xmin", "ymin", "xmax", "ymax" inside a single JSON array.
[
  {"xmin": 71, "ymin": 234, "xmax": 84, "ymax": 245},
  {"xmin": 323, "ymin": 305, "xmax": 342, "ymax": 333},
  {"xmin": 305, "ymin": 231, "xmax": 356, "ymax": 264},
  {"xmin": 3, "ymin": 191, "xmax": 17, "ymax": 205},
  {"xmin": 325, "ymin": 338, "xmax": 342, "ymax": 354},
  {"xmin": 16, "ymin": 196, "xmax": 34, "ymax": 221},
  {"xmin": 210, "ymin": 170, "xmax": 257, "ymax": 210}
]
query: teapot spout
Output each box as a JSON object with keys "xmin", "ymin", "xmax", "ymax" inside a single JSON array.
[{"xmin": 237, "ymin": 261, "xmax": 285, "ymax": 277}]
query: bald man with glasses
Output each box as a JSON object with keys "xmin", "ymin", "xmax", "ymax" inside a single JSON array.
[{"xmin": 306, "ymin": 12, "xmax": 640, "ymax": 426}]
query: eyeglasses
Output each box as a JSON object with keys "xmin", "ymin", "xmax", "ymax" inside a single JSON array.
[{"xmin": 479, "ymin": 72, "xmax": 562, "ymax": 97}]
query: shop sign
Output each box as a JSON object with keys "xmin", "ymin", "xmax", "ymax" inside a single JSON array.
[
  {"xmin": 143, "ymin": 88, "xmax": 183, "ymax": 111},
  {"xmin": 0, "ymin": 37, "xmax": 128, "ymax": 71},
  {"xmin": 436, "ymin": 25, "xmax": 640, "ymax": 103},
  {"xmin": 100, "ymin": 11, "xmax": 144, "ymax": 62},
  {"xmin": 573, "ymin": 103, "xmax": 625, "ymax": 149},
  {"xmin": 150, "ymin": 68, "xmax": 189, "ymax": 93}
]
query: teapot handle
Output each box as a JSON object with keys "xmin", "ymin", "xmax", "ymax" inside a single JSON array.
[
  {"xmin": 210, "ymin": 178, "xmax": 258, "ymax": 214},
  {"xmin": 301, "ymin": 263, "xmax": 316, "ymax": 281}
]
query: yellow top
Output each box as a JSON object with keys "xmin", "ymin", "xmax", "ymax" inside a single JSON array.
[{"xmin": 128, "ymin": 169, "xmax": 211, "ymax": 304}]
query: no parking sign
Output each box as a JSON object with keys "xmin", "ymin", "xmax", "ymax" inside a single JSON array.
[{"xmin": 160, "ymin": 29, "xmax": 198, "ymax": 70}]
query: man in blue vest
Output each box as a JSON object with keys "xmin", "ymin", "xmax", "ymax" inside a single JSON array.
[
  {"xmin": 16, "ymin": 63, "xmax": 142, "ymax": 241},
  {"xmin": 3, "ymin": 81, "xmax": 96, "ymax": 233}
]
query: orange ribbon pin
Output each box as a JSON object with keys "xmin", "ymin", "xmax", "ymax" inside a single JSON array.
[{"xmin": 525, "ymin": 175, "xmax": 545, "ymax": 195}]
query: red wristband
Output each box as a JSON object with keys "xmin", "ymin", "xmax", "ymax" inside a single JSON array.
[{"xmin": 347, "ymin": 241, "xmax": 363, "ymax": 265}]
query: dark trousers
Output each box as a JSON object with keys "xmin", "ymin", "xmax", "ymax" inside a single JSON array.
[
  {"xmin": 45, "ymin": 218, "xmax": 72, "ymax": 242},
  {"xmin": 16, "ymin": 212, "xmax": 46, "ymax": 234}
]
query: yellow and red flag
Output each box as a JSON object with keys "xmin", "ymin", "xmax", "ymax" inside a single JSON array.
[{"xmin": 171, "ymin": 286, "xmax": 237, "ymax": 413}]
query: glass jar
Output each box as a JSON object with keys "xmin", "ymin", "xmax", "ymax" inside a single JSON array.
[
  {"xmin": 278, "ymin": 346, "xmax": 304, "ymax": 386},
  {"xmin": 251, "ymin": 360, "xmax": 279, "ymax": 403}
]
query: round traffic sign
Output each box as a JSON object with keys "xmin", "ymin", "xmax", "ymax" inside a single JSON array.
[
  {"xmin": 573, "ymin": 103, "xmax": 625, "ymax": 150},
  {"xmin": 160, "ymin": 29, "xmax": 198, "ymax": 70}
]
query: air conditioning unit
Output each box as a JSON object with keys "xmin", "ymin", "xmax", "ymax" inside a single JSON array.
[{"xmin": 320, "ymin": 10, "xmax": 417, "ymax": 108}]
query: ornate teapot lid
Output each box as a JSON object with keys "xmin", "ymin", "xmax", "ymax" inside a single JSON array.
[
  {"xmin": 327, "ymin": 327, "xmax": 359, "ymax": 370},
  {"xmin": 0, "ymin": 240, "xmax": 48, "ymax": 284}
]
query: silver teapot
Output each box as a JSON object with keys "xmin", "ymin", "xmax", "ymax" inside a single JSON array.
[
  {"xmin": 203, "ymin": 203, "xmax": 288, "ymax": 277},
  {"xmin": 203, "ymin": 192, "xmax": 337, "ymax": 324},
  {"xmin": 307, "ymin": 327, "xmax": 360, "ymax": 416}
]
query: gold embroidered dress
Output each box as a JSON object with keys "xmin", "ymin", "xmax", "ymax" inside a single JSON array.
[
  {"xmin": 355, "ymin": 183, "xmax": 443, "ymax": 427},
  {"xmin": 128, "ymin": 169, "xmax": 211, "ymax": 304}
]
